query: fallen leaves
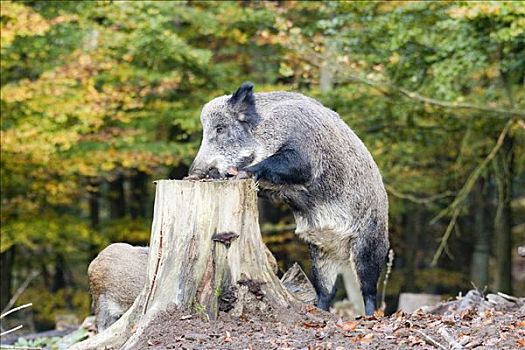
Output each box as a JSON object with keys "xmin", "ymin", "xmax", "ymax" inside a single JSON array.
[
  {"xmin": 336, "ymin": 320, "xmax": 357, "ymax": 332},
  {"xmin": 136, "ymin": 291, "xmax": 525, "ymax": 349}
]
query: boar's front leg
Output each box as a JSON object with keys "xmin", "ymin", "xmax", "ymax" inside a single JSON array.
[
  {"xmin": 243, "ymin": 144, "xmax": 311, "ymax": 185},
  {"xmin": 308, "ymin": 243, "xmax": 338, "ymax": 311}
]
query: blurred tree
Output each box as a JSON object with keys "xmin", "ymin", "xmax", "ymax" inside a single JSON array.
[{"xmin": 0, "ymin": 0, "xmax": 523, "ymax": 328}]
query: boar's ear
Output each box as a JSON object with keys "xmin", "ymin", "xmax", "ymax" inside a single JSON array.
[
  {"xmin": 228, "ymin": 81, "xmax": 255, "ymax": 111},
  {"xmin": 229, "ymin": 82, "xmax": 255, "ymax": 107},
  {"xmin": 228, "ymin": 82, "xmax": 258, "ymax": 123}
]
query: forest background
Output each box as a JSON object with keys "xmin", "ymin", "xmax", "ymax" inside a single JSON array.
[{"xmin": 1, "ymin": 1, "xmax": 524, "ymax": 331}]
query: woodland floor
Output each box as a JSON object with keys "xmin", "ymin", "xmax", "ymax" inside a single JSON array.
[{"xmin": 136, "ymin": 292, "xmax": 525, "ymax": 350}]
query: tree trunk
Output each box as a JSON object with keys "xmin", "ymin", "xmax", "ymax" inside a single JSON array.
[
  {"xmin": 493, "ymin": 136, "xmax": 513, "ymax": 293},
  {"xmin": 108, "ymin": 174, "xmax": 126, "ymax": 219},
  {"xmin": 129, "ymin": 170, "xmax": 148, "ymax": 219},
  {"xmin": 72, "ymin": 179, "xmax": 314, "ymax": 350},
  {"xmin": 88, "ymin": 180, "xmax": 100, "ymax": 229},
  {"xmin": 470, "ymin": 179, "xmax": 491, "ymax": 288},
  {"xmin": 0, "ymin": 247, "xmax": 15, "ymax": 311},
  {"xmin": 88, "ymin": 179, "xmax": 100, "ymax": 260},
  {"xmin": 403, "ymin": 205, "xmax": 421, "ymax": 292}
]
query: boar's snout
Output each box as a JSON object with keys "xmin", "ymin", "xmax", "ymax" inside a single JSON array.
[{"xmin": 188, "ymin": 159, "xmax": 221, "ymax": 179}]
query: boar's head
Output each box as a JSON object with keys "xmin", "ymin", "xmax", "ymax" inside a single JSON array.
[{"xmin": 189, "ymin": 82, "xmax": 262, "ymax": 179}]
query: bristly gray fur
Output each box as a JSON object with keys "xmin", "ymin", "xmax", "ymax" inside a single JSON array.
[{"xmin": 189, "ymin": 84, "xmax": 389, "ymax": 314}]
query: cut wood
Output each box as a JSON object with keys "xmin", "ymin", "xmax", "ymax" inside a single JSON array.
[{"xmin": 72, "ymin": 179, "xmax": 314, "ymax": 350}]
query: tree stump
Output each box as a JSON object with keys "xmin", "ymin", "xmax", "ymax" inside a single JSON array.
[{"xmin": 72, "ymin": 179, "xmax": 310, "ymax": 350}]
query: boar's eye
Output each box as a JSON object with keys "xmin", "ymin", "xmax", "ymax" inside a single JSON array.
[{"xmin": 216, "ymin": 126, "xmax": 225, "ymax": 134}]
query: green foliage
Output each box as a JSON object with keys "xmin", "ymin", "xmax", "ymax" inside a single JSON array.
[
  {"xmin": 15, "ymin": 327, "xmax": 89, "ymax": 350},
  {"xmin": 1, "ymin": 0, "xmax": 524, "ymax": 329}
]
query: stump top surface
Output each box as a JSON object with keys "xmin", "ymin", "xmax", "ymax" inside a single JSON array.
[
  {"xmin": 154, "ymin": 179, "xmax": 257, "ymax": 191},
  {"xmin": 155, "ymin": 179, "xmax": 254, "ymax": 184}
]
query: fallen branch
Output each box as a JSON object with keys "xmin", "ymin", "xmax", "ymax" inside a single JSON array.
[
  {"xmin": 1, "ymin": 271, "xmax": 38, "ymax": 315},
  {"xmin": 416, "ymin": 329, "xmax": 447, "ymax": 350},
  {"xmin": 0, "ymin": 345, "xmax": 42, "ymax": 350},
  {"xmin": 0, "ymin": 324, "xmax": 23, "ymax": 337},
  {"xmin": 380, "ymin": 249, "xmax": 394, "ymax": 312},
  {"xmin": 1, "ymin": 303, "xmax": 32, "ymax": 319},
  {"xmin": 438, "ymin": 327, "xmax": 463, "ymax": 350},
  {"xmin": 0, "ymin": 302, "xmax": 33, "ymax": 340}
]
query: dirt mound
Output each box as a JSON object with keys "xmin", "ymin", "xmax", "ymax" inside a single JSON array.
[{"xmin": 136, "ymin": 291, "xmax": 525, "ymax": 349}]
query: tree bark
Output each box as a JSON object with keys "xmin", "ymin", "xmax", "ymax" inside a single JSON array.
[
  {"xmin": 88, "ymin": 179, "xmax": 100, "ymax": 260},
  {"xmin": 72, "ymin": 179, "xmax": 311, "ymax": 350},
  {"xmin": 88, "ymin": 180, "xmax": 100, "ymax": 230},
  {"xmin": 470, "ymin": 179, "xmax": 491, "ymax": 288},
  {"xmin": 108, "ymin": 174, "xmax": 126, "ymax": 219},
  {"xmin": 403, "ymin": 205, "xmax": 421, "ymax": 292},
  {"xmin": 0, "ymin": 247, "xmax": 15, "ymax": 311},
  {"xmin": 493, "ymin": 136, "xmax": 513, "ymax": 294},
  {"xmin": 129, "ymin": 170, "xmax": 148, "ymax": 219}
]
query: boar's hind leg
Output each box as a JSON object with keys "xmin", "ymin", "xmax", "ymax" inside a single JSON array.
[
  {"xmin": 308, "ymin": 243, "xmax": 338, "ymax": 311},
  {"xmin": 244, "ymin": 145, "xmax": 311, "ymax": 185},
  {"xmin": 353, "ymin": 220, "xmax": 387, "ymax": 316}
]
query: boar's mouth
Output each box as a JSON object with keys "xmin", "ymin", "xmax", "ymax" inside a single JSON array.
[
  {"xmin": 237, "ymin": 153, "xmax": 255, "ymax": 169},
  {"xmin": 187, "ymin": 153, "xmax": 256, "ymax": 180}
]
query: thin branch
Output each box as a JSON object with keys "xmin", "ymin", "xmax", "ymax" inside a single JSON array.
[
  {"xmin": 431, "ymin": 119, "xmax": 514, "ymax": 224},
  {"xmin": 416, "ymin": 329, "xmax": 447, "ymax": 350},
  {"xmin": 338, "ymin": 73, "xmax": 525, "ymax": 118},
  {"xmin": 438, "ymin": 327, "xmax": 463, "ymax": 349},
  {"xmin": 430, "ymin": 119, "xmax": 514, "ymax": 266},
  {"xmin": 1, "ymin": 271, "xmax": 38, "ymax": 315},
  {"xmin": 432, "ymin": 208, "xmax": 460, "ymax": 267},
  {"xmin": 380, "ymin": 249, "xmax": 394, "ymax": 312},
  {"xmin": 0, "ymin": 303, "xmax": 33, "ymax": 319},
  {"xmin": 286, "ymin": 33, "xmax": 524, "ymax": 118},
  {"xmin": 0, "ymin": 324, "xmax": 23, "ymax": 337},
  {"xmin": 385, "ymin": 185, "xmax": 455, "ymax": 205}
]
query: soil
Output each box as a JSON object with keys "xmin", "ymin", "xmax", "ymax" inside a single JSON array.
[{"xmin": 136, "ymin": 294, "xmax": 525, "ymax": 350}]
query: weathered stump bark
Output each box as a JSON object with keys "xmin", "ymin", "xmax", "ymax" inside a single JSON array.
[{"xmin": 72, "ymin": 179, "xmax": 308, "ymax": 350}]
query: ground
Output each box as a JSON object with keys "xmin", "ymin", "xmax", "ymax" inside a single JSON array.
[
  {"xmin": 5, "ymin": 291, "xmax": 524, "ymax": 349},
  {"xmin": 136, "ymin": 292, "xmax": 525, "ymax": 350}
]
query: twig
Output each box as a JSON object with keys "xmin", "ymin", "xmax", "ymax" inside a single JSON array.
[
  {"xmin": 385, "ymin": 185, "xmax": 455, "ymax": 205},
  {"xmin": 416, "ymin": 329, "xmax": 447, "ymax": 350},
  {"xmin": 1, "ymin": 271, "xmax": 38, "ymax": 315},
  {"xmin": 283, "ymin": 31, "xmax": 524, "ymax": 119},
  {"xmin": 497, "ymin": 292, "xmax": 518, "ymax": 302},
  {"xmin": 0, "ymin": 303, "xmax": 32, "ymax": 319},
  {"xmin": 380, "ymin": 249, "xmax": 394, "ymax": 312},
  {"xmin": 438, "ymin": 327, "xmax": 463, "ymax": 349},
  {"xmin": 339, "ymin": 73, "xmax": 525, "ymax": 118},
  {"xmin": 430, "ymin": 119, "xmax": 514, "ymax": 266},
  {"xmin": 432, "ymin": 118, "xmax": 513, "ymax": 224},
  {"xmin": 431, "ymin": 208, "xmax": 460, "ymax": 266},
  {"xmin": 0, "ymin": 324, "xmax": 23, "ymax": 337}
]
